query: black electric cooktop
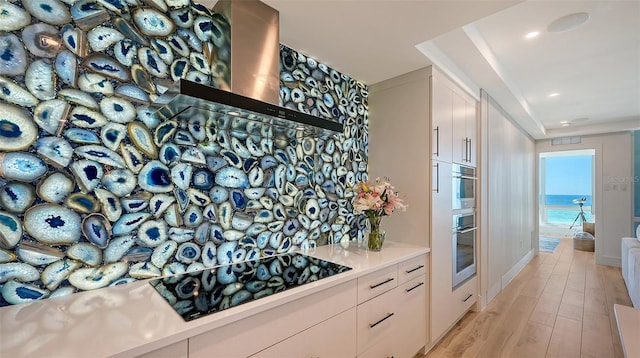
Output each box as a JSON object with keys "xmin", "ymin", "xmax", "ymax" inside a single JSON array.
[{"xmin": 150, "ymin": 253, "xmax": 352, "ymax": 321}]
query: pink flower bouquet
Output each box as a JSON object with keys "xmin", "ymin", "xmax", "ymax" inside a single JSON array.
[{"xmin": 352, "ymin": 177, "xmax": 406, "ymax": 250}]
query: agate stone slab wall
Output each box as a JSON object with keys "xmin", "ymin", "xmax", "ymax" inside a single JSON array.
[{"xmin": 0, "ymin": 0, "xmax": 368, "ymax": 307}]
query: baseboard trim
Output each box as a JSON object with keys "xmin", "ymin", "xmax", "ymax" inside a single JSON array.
[
  {"xmin": 424, "ymin": 305, "xmax": 477, "ymax": 353},
  {"xmin": 502, "ymin": 249, "xmax": 534, "ymax": 289},
  {"xmin": 487, "ymin": 281, "xmax": 501, "ymax": 304},
  {"xmin": 596, "ymin": 255, "xmax": 622, "ymax": 268}
]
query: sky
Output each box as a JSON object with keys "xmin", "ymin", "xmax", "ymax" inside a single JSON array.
[{"xmin": 543, "ymin": 155, "xmax": 592, "ymax": 195}]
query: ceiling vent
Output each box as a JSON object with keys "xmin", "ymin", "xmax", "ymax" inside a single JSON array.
[{"xmin": 551, "ymin": 136, "xmax": 582, "ymax": 145}]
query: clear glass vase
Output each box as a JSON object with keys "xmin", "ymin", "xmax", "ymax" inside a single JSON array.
[{"xmin": 367, "ymin": 215, "xmax": 385, "ymax": 251}]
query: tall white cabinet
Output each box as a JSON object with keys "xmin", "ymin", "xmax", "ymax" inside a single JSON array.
[
  {"xmin": 369, "ymin": 66, "xmax": 479, "ymax": 350},
  {"xmin": 429, "ymin": 69, "xmax": 478, "ymax": 343}
]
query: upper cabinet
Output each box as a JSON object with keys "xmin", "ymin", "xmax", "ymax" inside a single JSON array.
[
  {"xmin": 431, "ymin": 76, "xmax": 453, "ymax": 163},
  {"xmin": 431, "ymin": 71, "xmax": 478, "ymax": 167},
  {"xmin": 452, "ymin": 91, "xmax": 477, "ymax": 167}
]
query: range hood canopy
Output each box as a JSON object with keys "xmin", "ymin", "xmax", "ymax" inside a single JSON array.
[{"xmin": 152, "ymin": 79, "xmax": 344, "ymax": 138}]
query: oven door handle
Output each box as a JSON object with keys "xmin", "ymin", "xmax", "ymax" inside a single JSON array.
[
  {"xmin": 457, "ymin": 226, "xmax": 478, "ymax": 234},
  {"xmin": 453, "ymin": 175, "xmax": 477, "ymax": 180}
]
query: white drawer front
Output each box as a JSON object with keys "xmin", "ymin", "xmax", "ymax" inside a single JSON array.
[
  {"xmin": 453, "ymin": 276, "xmax": 477, "ymax": 318},
  {"xmin": 398, "ymin": 254, "xmax": 427, "ymax": 284},
  {"xmin": 356, "ymin": 287, "xmax": 401, "ymax": 354},
  {"xmin": 357, "ymin": 264, "xmax": 398, "ymax": 304},
  {"xmin": 251, "ymin": 308, "xmax": 356, "ymax": 358},
  {"xmin": 189, "ymin": 280, "xmax": 357, "ymax": 358}
]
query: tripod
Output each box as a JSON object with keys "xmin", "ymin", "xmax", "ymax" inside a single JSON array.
[{"xmin": 569, "ymin": 201, "xmax": 587, "ymax": 230}]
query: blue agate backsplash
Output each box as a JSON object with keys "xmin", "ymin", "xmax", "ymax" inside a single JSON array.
[{"xmin": 0, "ymin": 0, "xmax": 369, "ymax": 306}]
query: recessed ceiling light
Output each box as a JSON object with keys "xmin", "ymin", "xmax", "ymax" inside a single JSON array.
[
  {"xmin": 560, "ymin": 121, "xmax": 571, "ymax": 127},
  {"xmin": 547, "ymin": 12, "xmax": 590, "ymax": 33},
  {"xmin": 548, "ymin": 93, "xmax": 560, "ymax": 97},
  {"xmin": 525, "ymin": 31, "xmax": 539, "ymax": 39}
]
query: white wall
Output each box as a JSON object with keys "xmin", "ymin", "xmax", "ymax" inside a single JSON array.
[
  {"xmin": 536, "ymin": 132, "xmax": 633, "ymax": 266},
  {"xmin": 368, "ymin": 68, "xmax": 431, "ymax": 247},
  {"xmin": 480, "ymin": 92, "xmax": 536, "ymax": 307}
]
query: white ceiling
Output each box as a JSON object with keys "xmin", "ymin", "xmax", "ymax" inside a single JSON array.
[{"xmin": 206, "ymin": 0, "xmax": 640, "ymax": 140}]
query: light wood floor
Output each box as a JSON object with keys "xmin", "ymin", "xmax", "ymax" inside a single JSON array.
[{"xmin": 422, "ymin": 237, "xmax": 633, "ymax": 358}]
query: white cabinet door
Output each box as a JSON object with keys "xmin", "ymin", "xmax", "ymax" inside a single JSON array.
[
  {"xmin": 431, "ymin": 75, "xmax": 453, "ymax": 163},
  {"xmin": 135, "ymin": 340, "xmax": 188, "ymax": 358},
  {"xmin": 395, "ymin": 276, "xmax": 428, "ymax": 358},
  {"xmin": 452, "ymin": 91, "xmax": 468, "ymax": 165},
  {"xmin": 430, "ymin": 160, "xmax": 454, "ymax": 342},
  {"xmin": 465, "ymin": 100, "xmax": 477, "ymax": 167},
  {"xmin": 452, "ymin": 91, "xmax": 477, "ymax": 167},
  {"xmin": 251, "ymin": 308, "xmax": 357, "ymax": 358}
]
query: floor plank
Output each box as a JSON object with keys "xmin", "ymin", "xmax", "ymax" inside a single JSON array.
[
  {"xmin": 506, "ymin": 321, "xmax": 554, "ymax": 358},
  {"xmin": 422, "ymin": 238, "xmax": 631, "ymax": 358},
  {"xmin": 546, "ymin": 316, "xmax": 582, "ymax": 358},
  {"xmin": 581, "ymin": 311, "xmax": 615, "ymax": 358}
]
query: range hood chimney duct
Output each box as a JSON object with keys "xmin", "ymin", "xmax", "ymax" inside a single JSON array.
[{"xmin": 213, "ymin": 0, "xmax": 280, "ymax": 106}]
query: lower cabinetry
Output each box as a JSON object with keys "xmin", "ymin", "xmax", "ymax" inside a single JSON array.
[
  {"xmin": 189, "ymin": 280, "xmax": 357, "ymax": 358},
  {"xmin": 136, "ymin": 253, "xmax": 428, "ymax": 358},
  {"xmin": 357, "ymin": 255, "xmax": 427, "ymax": 358}
]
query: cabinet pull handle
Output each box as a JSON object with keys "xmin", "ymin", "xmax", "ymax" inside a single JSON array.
[
  {"xmin": 463, "ymin": 293, "xmax": 473, "ymax": 302},
  {"xmin": 462, "ymin": 138, "xmax": 467, "ymax": 162},
  {"xmin": 433, "ymin": 126, "xmax": 440, "ymax": 156},
  {"xmin": 369, "ymin": 278, "xmax": 394, "ymax": 289},
  {"xmin": 406, "ymin": 265, "xmax": 425, "ymax": 274},
  {"xmin": 369, "ymin": 312, "xmax": 394, "ymax": 328},
  {"xmin": 463, "ymin": 138, "xmax": 467, "ymax": 162},
  {"xmin": 457, "ymin": 226, "xmax": 478, "ymax": 234},
  {"xmin": 453, "ymin": 175, "xmax": 477, "ymax": 180},
  {"xmin": 467, "ymin": 138, "xmax": 471, "ymax": 162},
  {"xmin": 432, "ymin": 162, "xmax": 439, "ymax": 193},
  {"xmin": 406, "ymin": 281, "xmax": 425, "ymax": 292}
]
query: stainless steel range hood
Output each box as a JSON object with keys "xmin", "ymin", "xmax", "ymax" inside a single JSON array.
[
  {"xmin": 152, "ymin": 0, "xmax": 343, "ymax": 137},
  {"xmin": 152, "ymin": 79, "xmax": 343, "ymax": 138}
]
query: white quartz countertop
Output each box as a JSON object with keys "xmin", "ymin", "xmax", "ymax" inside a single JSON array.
[
  {"xmin": 0, "ymin": 241, "xmax": 429, "ymax": 358},
  {"xmin": 614, "ymin": 304, "xmax": 640, "ymax": 358}
]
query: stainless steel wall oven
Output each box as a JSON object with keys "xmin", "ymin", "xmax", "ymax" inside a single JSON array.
[
  {"xmin": 452, "ymin": 212, "xmax": 477, "ymax": 289},
  {"xmin": 452, "ymin": 164, "xmax": 476, "ymax": 210}
]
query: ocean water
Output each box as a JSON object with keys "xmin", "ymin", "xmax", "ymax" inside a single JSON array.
[{"xmin": 541, "ymin": 194, "xmax": 593, "ymax": 224}]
